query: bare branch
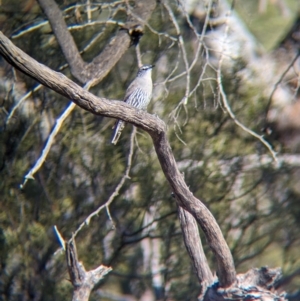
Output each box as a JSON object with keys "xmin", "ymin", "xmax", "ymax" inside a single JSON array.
[
  {"xmin": 163, "ymin": 1, "xmax": 190, "ymax": 101},
  {"xmin": 66, "ymin": 237, "xmax": 112, "ymax": 301},
  {"xmin": 72, "ymin": 127, "xmax": 136, "ymax": 238},
  {"xmin": 265, "ymin": 51, "xmax": 300, "ymax": 119},
  {"xmin": 178, "ymin": 206, "xmax": 214, "ymax": 287},
  {"xmin": 37, "ymin": 0, "xmax": 87, "ymax": 81},
  {"xmin": 21, "ymin": 80, "xmax": 95, "ymax": 188},
  {"xmin": 21, "ymin": 101, "xmax": 75, "ymax": 188},
  {"xmin": 6, "ymin": 84, "xmax": 42, "ymax": 125},
  {"xmin": 53, "ymin": 225, "xmax": 66, "ymax": 251}
]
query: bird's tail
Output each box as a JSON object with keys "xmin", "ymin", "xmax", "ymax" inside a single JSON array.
[{"xmin": 111, "ymin": 120, "xmax": 125, "ymax": 145}]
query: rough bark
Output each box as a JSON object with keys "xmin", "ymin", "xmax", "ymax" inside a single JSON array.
[
  {"xmin": 0, "ymin": 31, "xmax": 236, "ymax": 288},
  {"xmin": 178, "ymin": 206, "xmax": 214, "ymax": 288},
  {"xmin": 37, "ymin": 0, "xmax": 87, "ymax": 80},
  {"xmin": 202, "ymin": 267, "xmax": 287, "ymax": 301},
  {"xmin": 66, "ymin": 238, "xmax": 112, "ymax": 301}
]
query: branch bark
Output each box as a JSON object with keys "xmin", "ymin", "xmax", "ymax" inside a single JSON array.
[
  {"xmin": 178, "ymin": 206, "xmax": 214, "ymax": 288},
  {"xmin": 37, "ymin": 0, "xmax": 156, "ymax": 84},
  {"xmin": 0, "ymin": 31, "xmax": 236, "ymax": 288},
  {"xmin": 66, "ymin": 237, "xmax": 112, "ymax": 301},
  {"xmin": 203, "ymin": 267, "xmax": 286, "ymax": 301}
]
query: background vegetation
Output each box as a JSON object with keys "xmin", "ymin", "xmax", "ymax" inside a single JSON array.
[{"xmin": 0, "ymin": 0, "xmax": 300, "ymax": 300}]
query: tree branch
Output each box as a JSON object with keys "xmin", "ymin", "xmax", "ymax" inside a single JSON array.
[
  {"xmin": 178, "ymin": 206, "xmax": 214, "ymax": 288},
  {"xmin": 152, "ymin": 131, "xmax": 236, "ymax": 287},
  {"xmin": 66, "ymin": 237, "xmax": 112, "ymax": 301},
  {"xmin": 0, "ymin": 31, "xmax": 236, "ymax": 288},
  {"xmin": 37, "ymin": 0, "xmax": 156, "ymax": 84},
  {"xmin": 37, "ymin": 0, "xmax": 87, "ymax": 80}
]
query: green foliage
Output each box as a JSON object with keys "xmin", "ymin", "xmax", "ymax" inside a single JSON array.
[
  {"xmin": 235, "ymin": 0, "xmax": 298, "ymax": 50},
  {"xmin": 0, "ymin": 0, "xmax": 300, "ymax": 300}
]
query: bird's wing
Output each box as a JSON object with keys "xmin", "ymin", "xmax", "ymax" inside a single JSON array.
[{"xmin": 124, "ymin": 87, "xmax": 149, "ymax": 110}]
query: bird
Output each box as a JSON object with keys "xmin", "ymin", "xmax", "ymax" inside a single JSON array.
[{"xmin": 111, "ymin": 64, "xmax": 154, "ymax": 145}]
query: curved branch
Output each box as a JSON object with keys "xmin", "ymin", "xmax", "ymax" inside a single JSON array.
[
  {"xmin": 0, "ymin": 31, "xmax": 236, "ymax": 287},
  {"xmin": 152, "ymin": 130, "xmax": 236, "ymax": 287}
]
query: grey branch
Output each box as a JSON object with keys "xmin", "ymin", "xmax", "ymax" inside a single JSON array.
[
  {"xmin": 178, "ymin": 206, "xmax": 214, "ymax": 289},
  {"xmin": 66, "ymin": 237, "xmax": 112, "ymax": 301}
]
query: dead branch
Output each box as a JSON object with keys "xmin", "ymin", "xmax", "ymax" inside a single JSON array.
[{"xmin": 66, "ymin": 237, "xmax": 112, "ymax": 301}]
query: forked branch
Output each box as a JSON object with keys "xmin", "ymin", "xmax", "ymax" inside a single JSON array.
[
  {"xmin": 37, "ymin": 0, "xmax": 156, "ymax": 84},
  {"xmin": 66, "ymin": 237, "xmax": 112, "ymax": 301}
]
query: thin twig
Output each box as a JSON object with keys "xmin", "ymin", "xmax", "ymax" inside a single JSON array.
[
  {"xmin": 86, "ymin": 0, "xmax": 91, "ymax": 23},
  {"xmin": 53, "ymin": 225, "xmax": 66, "ymax": 250},
  {"xmin": 217, "ymin": 8, "xmax": 278, "ymax": 162},
  {"xmin": 68, "ymin": 20, "xmax": 123, "ymax": 31},
  {"xmin": 178, "ymin": 0, "xmax": 216, "ymax": 100},
  {"xmin": 168, "ymin": 0, "xmax": 214, "ymax": 121},
  {"xmin": 71, "ymin": 127, "xmax": 137, "ymax": 239},
  {"xmin": 124, "ymin": 2, "xmax": 177, "ymax": 42},
  {"xmin": 11, "ymin": 1, "xmax": 125, "ymax": 39},
  {"xmin": 163, "ymin": 1, "xmax": 190, "ymax": 103},
  {"xmin": 265, "ymin": 51, "xmax": 300, "ymax": 119},
  {"xmin": 21, "ymin": 101, "xmax": 76, "ymax": 188}
]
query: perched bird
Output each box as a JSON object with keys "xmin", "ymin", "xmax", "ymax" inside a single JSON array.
[{"xmin": 111, "ymin": 65, "xmax": 154, "ymax": 145}]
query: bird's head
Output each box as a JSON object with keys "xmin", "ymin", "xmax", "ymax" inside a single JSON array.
[{"xmin": 137, "ymin": 64, "xmax": 155, "ymax": 77}]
